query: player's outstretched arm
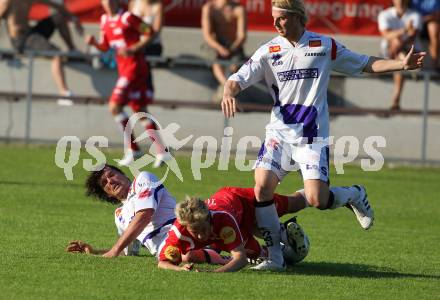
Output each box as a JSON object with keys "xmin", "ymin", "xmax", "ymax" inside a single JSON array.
[
  {"xmin": 221, "ymin": 80, "xmax": 242, "ymax": 118},
  {"xmin": 102, "ymin": 208, "xmax": 154, "ymax": 258},
  {"xmin": 363, "ymin": 45, "xmax": 426, "ymax": 73},
  {"xmin": 157, "ymin": 261, "xmax": 194, "ymax": 271},
  {"xmin": 212, "ymin": 245, "xmax": 247, "ymax": 272}
]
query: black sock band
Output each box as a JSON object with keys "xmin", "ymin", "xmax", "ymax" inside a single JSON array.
[
  {"xmin": 326, "ymin": 191, "xmax": 335, "ymax": 209},
  {"xmin": 254, "ymin": 199, "xmax": 275, "ymax": 207},
  {"xmin": 202, "ymin": 249, "xmax": 211, "ymax": 264}
]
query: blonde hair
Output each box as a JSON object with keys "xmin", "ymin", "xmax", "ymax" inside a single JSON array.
[
  {"xmin": 272, "ymin": 0, "xmax": 308, "ymax": 26},
  {"xmin": 176, "ymin": 197, "xmax": 209, "ymax": 227}
]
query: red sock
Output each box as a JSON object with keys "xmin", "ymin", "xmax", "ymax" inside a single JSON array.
[{"xmin": 141, "ymin": 119, "xmax": 168, "ymax": 153}]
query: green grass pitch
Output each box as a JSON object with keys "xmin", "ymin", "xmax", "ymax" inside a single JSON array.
[{"xmin": 0, "ymin": 145, "xmax": 439, "ymax": 299}]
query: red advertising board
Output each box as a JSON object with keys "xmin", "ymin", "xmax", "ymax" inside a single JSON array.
[{"xmin": 29, "ymin": 0, "xmax": 392, "ymax": 35}]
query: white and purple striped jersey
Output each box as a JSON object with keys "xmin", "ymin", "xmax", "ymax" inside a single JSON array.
[
  {"xmin": 114, "ymin": 172, "xmax": 176, "ymax": 256},
  {"xmin": 229, "ymin": 30, "xmax": 369, "ymax": 144}
]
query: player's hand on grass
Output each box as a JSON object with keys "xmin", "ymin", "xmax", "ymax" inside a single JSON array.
[
  {"xmin": 66, "ymin": 240, "xmax": 93, "ymax": 254},
  {"xmin": 181, "ymin": 263, "xmax": 194, "ymax": 271},
  {"xmin": 403, "ymin": 45, "xmax": 426, "ymax": 70},
  {"xmin": 102, "ymin": 248, "xmax": 121, "ymax": 258}
]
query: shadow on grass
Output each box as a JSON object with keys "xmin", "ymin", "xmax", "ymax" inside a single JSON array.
[
  {"xmin": 0, "ymin": 180, "xmax": 82, "ymax": 188},
  {"xmin": 285, "ymin": 261, "xmax": 440, "ymax": 280}
]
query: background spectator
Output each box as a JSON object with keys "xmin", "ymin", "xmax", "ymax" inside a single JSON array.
[
  {"xmin": 0, "ymin": 0, "xmax": 83, "ymax": 101},
  {"xmin": 130, "ymin": 0, "xmax": 164, "ymax": 98},
  {"xmin": 410, "ymin": 0, "xmax": 440, "ymax": 71},
  {"xmin": 378, "ymin": 0, "xmax": 422, "ymax": 110},
  {"xmin": 201, "ymin": 0, "xmax": 247, "ymax": 102}
]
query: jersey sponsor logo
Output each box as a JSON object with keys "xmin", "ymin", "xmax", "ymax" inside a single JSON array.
[
  {"xmin": 305, "ymin": 52, "xmax": 326, "ymax": 57},
  {"xmin": 220, "ymin": 226, "xmax": 236, "ymax": 245},
  {"xmin": 138, "ymin": 188, "xmax": 152, "ymax": 199},
  {"xmin": 277, "ymin": 68, "xmax": 319, "ymax": 81},
  {"xmin": 309, "ymin": 40, "xmax": 322, "ymax": 47},
  {"xmin": 269, "ymin": 45, "xmax": 281, "ymax": 53},
  {"xmin": 271, "ymin": 54, "xmax": 283, "ymax": 66},
  {"xmin": 164, "ymin": 245, "xmax": 181, "ymax": 263}
]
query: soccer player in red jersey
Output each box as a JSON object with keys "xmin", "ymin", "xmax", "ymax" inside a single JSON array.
[
  {"xmin": 158, "ymin": 187, "xmax": 306, "ymax": 272},
  {"xmin": 86, "ymin": 0, "xmax": 170, "ymax": 167}
]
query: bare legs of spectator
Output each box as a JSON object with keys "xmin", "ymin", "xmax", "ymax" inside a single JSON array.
[
  {"xmin": 212, "ymin": 63, "xmax": 239, "ymax": 102},
  {"xmin": 52, "ymin": 55, "xmax": 70, "ymax": 95},
  {"xmin": 212, "ymin": 62, "xmax": 227, "ymax": 85},
  {"xmin": 391, "ymin": 71, "xmax": 404, "ymax": 110},
  {"xmin": 426, "ymin": 17, "xmax": 440, "ymax": 70}
]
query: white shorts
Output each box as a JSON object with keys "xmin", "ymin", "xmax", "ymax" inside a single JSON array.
[{"xmin": 253, "ymin": 132, "xmax": 329, "ymax": 183}]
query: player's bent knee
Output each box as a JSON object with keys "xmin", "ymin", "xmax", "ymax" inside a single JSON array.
[{"xmin": 254, "ymin": 185, "xmax": 274, "ymax": 202}]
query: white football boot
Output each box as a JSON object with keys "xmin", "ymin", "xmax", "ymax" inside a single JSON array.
[
  {"xmin": 250, "ymin": 259, "xmax": 286, "ymax": 272},
  {"xmin": 348, "ymin": 185, "xmax": 374, "ymax": 230},
  {"xmin": 117, "ymin": 149, "xmax": 143, "ymax": 167},
  {"xmin": 153, "ymin": 152, "xmax": 172, "ymax": 168}
]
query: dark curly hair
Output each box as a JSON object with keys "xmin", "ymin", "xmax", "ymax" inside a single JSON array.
[{"xmin": 85, "ymin": 164, "xmax": 126, "ymax": 204}]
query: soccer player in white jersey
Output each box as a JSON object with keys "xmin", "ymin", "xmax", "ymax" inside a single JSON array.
[
  {"xmin": 221, "ymin": 0, "xmax": 426, "ymax": 271},
  {"xmin": 67, "ymin": 165, "xmax": 228, "ymax": 264}
]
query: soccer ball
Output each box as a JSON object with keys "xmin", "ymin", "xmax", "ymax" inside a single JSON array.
[{"xmin": 282, "ymin": 220, "xmax": 310, "ymax": 264}]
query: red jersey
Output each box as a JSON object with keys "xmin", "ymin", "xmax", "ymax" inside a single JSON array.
[
  {"xmin": 100, "ymin": 11, "xmax": 148, "ymax": 79},
  {"xmin": 158, "ymin": 187, "xmax": 289, "ymax": 264}
]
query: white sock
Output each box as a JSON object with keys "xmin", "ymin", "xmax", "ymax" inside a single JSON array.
[
  {"xmin": 255, "ymin": 202, "xmax": 284, "ymax": 265},
  {"xmin": 329, "ymin": 186, "xmax": 359, "ymax": 209}
]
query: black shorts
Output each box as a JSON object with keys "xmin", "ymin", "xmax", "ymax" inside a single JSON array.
[{"xmin": 11, "ymin": 17, "xmax": 58, "ymax": 53}]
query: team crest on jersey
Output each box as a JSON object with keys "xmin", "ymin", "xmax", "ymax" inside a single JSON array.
[
  {"xmin": 164, "ymin": 246, "xmax": 181, "ymax": 263},
  {"xmin": 271, "ymin": 54, "xmax": 283, "ymax": 67},
  {"xmin": 115, "ymin": 207, "xmax": 124, "ymax": 224},
  {"xmin": 269, "ymin": 45, "xmax": 281, "ymax": 53},
  {"xmin": 309, "ymin": 40, "xmax": 322, "ymax": 47},
  {"xmin": 220, "ymin": 226, "xmax": 236, "ymax": 244}
]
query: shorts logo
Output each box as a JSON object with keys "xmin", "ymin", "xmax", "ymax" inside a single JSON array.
[
  {"xmin": 277, "ymin": 68, "xmax": 319, "ymax": 81},
  {"xmin": 309, "ymin": 40, "xmax": 322, "ymax": 47},
  {"xmin": 269, "ymin": 45, "xmax": 281, "ymax": 53},
  {"xmin": 220, "ymin": 226, "xmax": 236, "ymax": 244},
  {"xmin": 267, "ymin": 138, "xmax": 280, "ymax": 151},
  {"xmin": 271, "ymin": 54, "xmax": 283, "ymax": 67},
  {"xmin": 164, "ymin": 246, "xmax": 181, "ymax": 263}
]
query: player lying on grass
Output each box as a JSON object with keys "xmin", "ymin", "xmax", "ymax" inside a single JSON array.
[
  {"xmin": 66, "ymin": 165, "xmax": 308, "ymax": 270},
  {"xmin": 67, "ymin": 164, "xmax": 228, "ymax": 265},
  {"xmin": 157, "ymin": 187, "xmax": 309, "ymax": 272}
]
